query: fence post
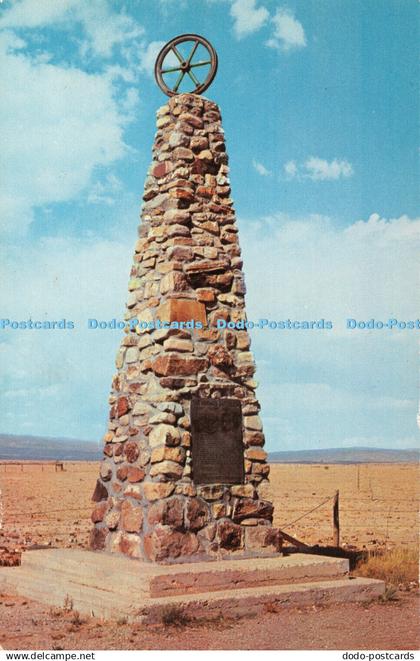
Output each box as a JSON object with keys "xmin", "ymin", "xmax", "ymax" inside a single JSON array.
[{"xmin": 333, "ymin": 489, "xmax": 340, "ymax": 547}]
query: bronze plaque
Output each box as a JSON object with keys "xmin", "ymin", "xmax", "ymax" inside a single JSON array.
[{"xmin": 191, "ymin": 397, "xmax": 244, "ymax": 485}]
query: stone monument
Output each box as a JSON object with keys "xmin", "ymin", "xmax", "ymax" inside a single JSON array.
[
  {"xmin": 90, "ymin": 34, "xmax": 281, "ymax": 562},
  {"xmin": 0, "ymin": 36, "xmax": 385, "ymax": 618}
]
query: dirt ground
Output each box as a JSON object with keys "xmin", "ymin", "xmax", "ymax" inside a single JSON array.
[
  {"xmin": 0, "ymin": 461, "xmax": 418, "ymax": 553},
  {"xmin": 0, "ymin": 591, "xmax": 418, "ymax": 650},
  {"xmin": 0, "ymin": 461, "xmax": 418, "ymax": 650}
]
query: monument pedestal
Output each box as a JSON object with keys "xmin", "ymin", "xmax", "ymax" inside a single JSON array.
[{"xmin": 0, "ymin": 549, "xmax": 384, "ymax": 622}]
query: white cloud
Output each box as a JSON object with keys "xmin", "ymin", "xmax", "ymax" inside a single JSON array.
[
  {"xmin": 230, "ymin": 0, "xmax": 269, "ymax": 39},
  {"xmin": 242, "ymin": 212, "xmax": 420, "ymax": 322},
  {"xmin": 267, "ymin": 7, "xmax": 306, "ymax": 51},
  {"xmin": 284, "ymin": 157, "xmax": 354, "ymax": 181},
  {"xmin": 139, "ymin": 40, "xmax": 166, "ymax": 77},
  {"xmin": 0, "ymin": 225, "xmax": 135, "ymax": 438},
  {"xmin": 0, "ymin": 0, "xmax": 144, "ymax": 59},
  {"xmin": 284, "ymin": 159, "xmax": 298, "ymax": 178},
  {"xmin": 0, "ymin": 34, "xmax": 132, "ymax": 234},
  {"xmin": 252, "ymin": 159, "xmax": 272, "ymax": 176},
  {"xmin": 240, "ymin": 212, "xmax": 419, "ymax": 449},
  {"xmin": 304, "ymin": 157, "xmax": 354, "ymax": 180}
]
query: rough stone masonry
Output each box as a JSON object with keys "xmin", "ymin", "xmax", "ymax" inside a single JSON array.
[{"xmin": 90, "ymin": 93, "xmax": 281, "ymax": 563}]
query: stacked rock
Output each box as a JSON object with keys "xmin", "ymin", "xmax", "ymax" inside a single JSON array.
[{"xmin": 90, "ymin": 93, "xmax": 280, "ymax": 563}]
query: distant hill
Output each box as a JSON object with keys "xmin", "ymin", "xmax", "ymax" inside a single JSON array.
[
  {"xmin": 0, "ymin": 434, "xmax": 101, "ymax": 461},
  {"xmin": 268, "ymin": 446, "xmax": 419, "ymax": 464},
  {"xmin": 0, "ymin": 434, "xmax": 418, "ymax": 464}
]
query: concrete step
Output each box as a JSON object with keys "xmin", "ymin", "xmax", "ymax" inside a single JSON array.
[
  {"xmin": 138, "ymin": 577, "xmax": 385, "ymax": 623},
  {"xmin": 20, "ymin": 549, "xmax": 350, "ymax": 597},
  {"xmin": 0, "ymin": 550, "xmax": 385, "ymax": 622},
  {"xmin": 0, "ymin": 565, "xmax": 385, "ymax": 622}
]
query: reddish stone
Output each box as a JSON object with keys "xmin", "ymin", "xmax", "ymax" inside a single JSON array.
[
  {"xmin": 152, "ymin": 354, "xmax": 208, "ymax": 377},
  {"xmin": 143, "ymin": 525, "xmax": 199, "ymax": 562},
  {"xmin": 114, "ymin": 443, "xmax": 124, "ymax": 458},
  {"xmin": 196, "ymin": 186, "xmax": 215, "ymax": 198},
  {"xmin": 185, "ymin": 498, "xmax": 209, "ymax": 532},
  {"xmin": 117, "ymin": 396, "xmax": 130, "ymax": 418},
  {"xmin": 207, "ymin": 344, "xmax": 233, "ymax": 369},
  {"xmin": 217, "ymin": 520, "xmax": 242, "ymax": 550},
  {"xmin": 91, "ymin": 500, "xmax": 108, "ymax": 523},
  {"xmin": 90, "ymin": 527, "xmax": 107, "ymax": 551},
  {"xmin": 179, "ymin": 112, "xmax": 204, "ymax": 128},
  {"xmin": 244, "ymin": 526, "xmax": 282, "ymax": 553},
  {"xmin": 124, "ymin": 441, "xmax": 139, "ymax": 463},
  {"xmin": 152, "ymin": 161, "xmax": 173, "ymax": 178},
  {"xmin": 170, "ymin": 188, "xmax": 195, "ymax": 203},
  {"xmin": 127, "ymin": 466, "xmax": 145, "ymax": 483},
  {"xmin": 184, "ymin": 259, "xmax": 228, "ymax": 274},
  {"xmin": 232, "ymin": 498, "xmax": 273, "ymax": 523},
  {"xmin": 148, "ymin": 496, "xmax": 184, "ymax": 529},
  {"xmin": 116, "ymin": 465, "xmax": 129, "ymax": 481},
  {"xmin": 120, "ymin": 500, "xmax": 143, "ymax": 533},
  {"xmin": 91, "ymin": 479, "xmax": 108, "ymax": 502},
  {"xmin": 103, "ymin": 443, "xmax": 113, "ymax": 457}
]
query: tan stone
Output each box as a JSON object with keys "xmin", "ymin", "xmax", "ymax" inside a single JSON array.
[
  {"xmin": 150, "ymin": 446, "xmax": 185, "ymax": 464},
  {"xmin": 149, "ymin": 423, "xmax": 180, "ymax": 448},
  {"xmin": 163, "ymin": 337, "xmax": 193, "ymax": 352},
  {"xmin": 244, "ymin": 415, "xmax": 263, "ymax": 431},
  {"xmin": 244, "ymin": 448, "xmax": 267, "ymax": 462},
  {"xmin": 149, "ymin": 411, "xmax": 177, "ymax": 424},
  {"xmin": 230, "ymin": 484, "xmax": 255, "ymax": 498},
  {"xmin": 157, "ymin": 298, "xmax": 207, "ymax": 325},
  {"xmin": 211, "ymin": 503, "xmax": 226, "ymax": 519},
  {"xmin": 123, "ymin": 484, "xmax": 142, "ymax": 500},
  {"xmin": 110, "ymin": 531, "xmax": 142, "ymax": 559},
  {"xmin": 243, "ymin": 431, "xmax": 265, "ymax": 447},
  {"xmin": 104, "ymin": 510, "xmax": 119, "ymax": 530},
  {"xmin": 160, "ymin": 271, "xmax": 188, "ymax": 295},
  {"xmin": 99, "ymin": 462, "xmax": 112, "ymax": 481},
  {"xmin": 143, "ymin": 482, "xmax": 175, "ymax": 501},
  {"xmin": 197, "ymin": 484, "xmax": 225, "ymax": 501},
  {"xmin": 149, "ymin": 460, "xmax": 184, "ymax": 479}
]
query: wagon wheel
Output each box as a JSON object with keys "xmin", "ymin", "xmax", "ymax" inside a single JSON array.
[{"xmin": 154, "ymin": 34, "xmax": 218, "ymax": 97}]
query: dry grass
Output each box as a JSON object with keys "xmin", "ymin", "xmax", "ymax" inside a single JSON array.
[{"xmin": 355, "ymin": 546, "xmax": 419, "ymax": 587}]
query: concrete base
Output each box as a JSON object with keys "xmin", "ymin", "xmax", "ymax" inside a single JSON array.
[{"xmin": 0, "ymin": 549, "xmax": 384, "ymax": 622}]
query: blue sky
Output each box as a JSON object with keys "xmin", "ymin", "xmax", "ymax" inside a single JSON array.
[{"xmin": 0, "ymin": 0, "xmax": 419, "ymax": 451}]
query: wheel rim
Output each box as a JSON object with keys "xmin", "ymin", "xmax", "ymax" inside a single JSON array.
[{"xmin": 154, "ymin": 34, "xmax": 218, "ymax": 97}]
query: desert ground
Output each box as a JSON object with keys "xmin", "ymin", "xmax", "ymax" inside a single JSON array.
[
  {"xmin": 0, "ymin": 461, "xmax": 418, "ymax": 553},
  {"xmin": 0, "ymin": 461, "xmax": 418, "ymax": 650}
]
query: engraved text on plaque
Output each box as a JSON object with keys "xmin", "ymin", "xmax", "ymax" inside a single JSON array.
[{"xmin": 191, "ymin": 397, "xmax": 244, "ymax": 485}]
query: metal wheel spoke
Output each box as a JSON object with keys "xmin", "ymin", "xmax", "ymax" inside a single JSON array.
[
  {"xmin": 186, "ymin": 40, "xmax": 199, "ymax": 65},
  {"xmin": 189, "ymin": 60, "xmax": 212, "ymax": 69},
  {"xmin": 161, "ymin": 65, "xmax": 183, "ymax": 74},
  {"xmin": 173, "ymin": 70, "xmax": 186, "ymax": 93},
  {"xmin": 171, "ymin": 45, "xmax": 184, "ymax": 64},
  {"xmin": 187, "ymin": 69, "xmax": 201, "ymax": 88}
]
